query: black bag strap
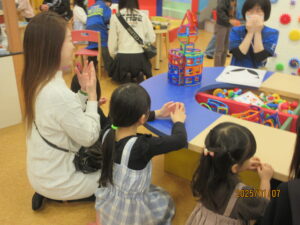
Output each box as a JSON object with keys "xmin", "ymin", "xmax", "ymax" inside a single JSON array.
[
  {"xmin": 116, "ymin": 12, "xmax": 144, "ymax": 46},
  {"xmin": 34, "ymin": 121, "xmax": 71, "ymax": 153}
]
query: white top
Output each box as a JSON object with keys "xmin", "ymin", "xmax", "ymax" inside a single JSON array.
[
  {"xmin": 16, "ymin": 0, "xmax": 34, "ymax": 19},
  {"xmin": 26, "ymin": 71, "xmax": 101, "ymax": 200},
  {"xmin": 108, "ymin": 8, "xmax": 156, "ymax": 58},
  {"xmin": 73, "ymin": 5, "xmax": 87, "ymax": 30}
]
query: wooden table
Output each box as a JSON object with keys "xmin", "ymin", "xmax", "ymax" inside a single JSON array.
[
  {"xmin": 154, "ymin": 29, "xmax": 170, "ymax": 70},
  {"xmin": 141, "ymin": 67, "xmax": 300, "ymax": 183}
]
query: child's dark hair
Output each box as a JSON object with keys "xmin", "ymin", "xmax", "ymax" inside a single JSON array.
[
  {"xmin": 74, "ymin": 0, "xmax": 87, "ymax": 12},
  {"xmin": 119, "ymin": 0, "xmax": 139, "ymax": 12},
  {"xmin": 99, "ymin": 83, "xmax": 151, "ymax": 187},
  {"xmin": 290, "ymin": 117, "xmax": 300, "ymax": 179},
  {"xmin": 191, "ymin": 122, "xmax": 256, "ymax": 211},
  {"xmin": 242, "ymin": 0, "xmax": 271, "ymax": 21}
]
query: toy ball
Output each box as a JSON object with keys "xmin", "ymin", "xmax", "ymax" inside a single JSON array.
[
  {"xmin": 266, "ymin": 95, "xmax": 274, "ymax": 102},
  {"xmin": 289, "ymin": 58, "xmax": 300, "ymax": 68},
  {"xmin": 228, "ymin": 90, "xmax": 235, "ymax": 98},
  {"xmin": 289, "ymin": 30, "xmax": 300, "ymax": 41},
  {"xmin": 276, "ymin": 63, "xmax": 284, "ymax": 71},
  {"xmin": 280, "ymin": 14, "xmax": 292, "ymax": 25},
  {"xmin": 290, "ymin": 101, "xmax": 298, "ymax": 109}
]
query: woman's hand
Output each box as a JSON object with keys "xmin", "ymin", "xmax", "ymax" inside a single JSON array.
[
  {"xmin": 75, "ymin": 60, "xmax": 89, "ymax": 92},
  {"xmin": 155, "ymin": 101, "xmax": 176, "ymax": 118},
  {"xmin": 85, "ymin": 62, "xmax": 97, "ymax": 101},
  {"xmin": 246, "ymin": 15, "xmax": 264, "ymax": 34},
  {"xmin": 246, "ymin": 17, "xmax": 257, "ymax": 34},
  {"xmin": 170, "ymin": 103, "xmax": 186, "ymax": 123}
]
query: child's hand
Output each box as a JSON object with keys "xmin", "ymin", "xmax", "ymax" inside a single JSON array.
[
  {"xmin": 155, "ymin": 101, "xmax": 176, "ymax": 118},
  {"xmin": 257, "ymin": 163, "xmax": 274, "ymax": 181},
  {"xmin": 98, "ymin": 97, "xmax": 107, "ymax": 107},
  {"xmin": 229, "ymin": 19, "xmax": 241, "ymax": 27},
  {"xmin": 170, "ymin": 103, "xmax": 186, "ymax": 123},
  {"xmin": 238, "ymin": 157, "xmax": 261, "ymax": 172},
  {"xmin": 40, "ymin": 4, "xmax": 49, "ymax": 11},
  {"xmin": 248, "ymin": 157, "xmax": 261, "ymax": 170}
]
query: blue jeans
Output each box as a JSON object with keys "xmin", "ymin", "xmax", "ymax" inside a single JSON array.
[{"xmin": 204, "ymin": 35, "xmax": 216, "ymax": 57}]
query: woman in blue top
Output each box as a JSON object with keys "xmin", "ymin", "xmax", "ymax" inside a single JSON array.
[{"xmin": 229, "ymin": 0, "xmax": 279, "ymax": 68}]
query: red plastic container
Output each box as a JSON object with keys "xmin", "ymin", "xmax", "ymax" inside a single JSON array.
[{"xmin": 195, "ymin": 92, "xmax": 299, "ymax": 133}]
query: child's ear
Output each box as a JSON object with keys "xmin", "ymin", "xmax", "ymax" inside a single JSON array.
[
  {"xmin": 138, "ymin": 114, "xmax": 148, "ymax": 125},
  {"xmin": 231, "ymin": 164, "xmax": 239, "ymax": 174}
]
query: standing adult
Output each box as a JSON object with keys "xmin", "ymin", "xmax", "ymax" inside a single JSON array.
[
  {"xmin": 40, "ymin": 0, "xmax": 73, "ymax": 21},
  {"xmin": 214, "ymin": 0, "xmax": 239, "ymax": 67}
]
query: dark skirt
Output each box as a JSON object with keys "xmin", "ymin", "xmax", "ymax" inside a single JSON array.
[{"xmin": 109, "ymin": 53, "xmax": 152, "ymax": 83}]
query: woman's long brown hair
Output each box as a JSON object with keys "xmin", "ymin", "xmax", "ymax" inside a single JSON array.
[{"xmin": 22, "ymin": 12, "xmax": 67, "ymax": 131}]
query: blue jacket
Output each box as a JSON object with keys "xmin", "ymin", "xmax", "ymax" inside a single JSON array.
[
  {"xmin": 229, "ymin": 26, "xmax": 279, "ymax": 68},
  {"xmin": 86, "ymin": 0, "xmax": 111, "ymax": 48}
]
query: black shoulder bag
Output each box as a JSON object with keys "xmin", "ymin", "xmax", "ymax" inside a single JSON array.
[
  {"xmin": 34, "ymin": 122, "xmax": 108, "ymax": 174},
  {"xmin": 116, "ymin": 12, "xmax": 157, "ymax": 59}
]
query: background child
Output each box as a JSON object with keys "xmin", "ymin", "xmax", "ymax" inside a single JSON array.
[
  {"xmin": 186, "ymin": 122, "xmax": 273, "ymax": 225},
  {"xmin": 86, "ymin": 0, "xmax": 112, "ymax": 72},
  {"xmin": 262, "ymin": 117, "xmax": 300, "ymax": 225},
  {"xmin": 229, "ymin": 0, "xmax": 279, "ymax": 68},
  {"xmin": 16, "ymin": 0, "xmax": 35, "ymax": 22},
  {"xmin": 93, "ymin": 83, "xmax": 187, "ymax": 225},
  {"xmin": 73, "ymin": 0, "xmax": 87, "ymax": 30},
  {"xmin": 108, "ymin": 0, "xmax": 156, "ymax": 83}
]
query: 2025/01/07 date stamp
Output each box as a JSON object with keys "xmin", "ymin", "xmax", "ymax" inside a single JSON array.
[{"xmin": 236, "ymin": 189, "xmax": 280, "ymax": 198}]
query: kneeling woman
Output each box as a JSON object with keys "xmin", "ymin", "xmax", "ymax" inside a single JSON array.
[
  {"xmin": 23, "ymin": 12, "xmax": 101, "ymax": 210},
  {"xmin": 229, "ymin": 0, "xmax": 279, "ymax": 68},
  {"xmin": 108, "ymin": 0, "xmax": 155, "ymax": 83}
]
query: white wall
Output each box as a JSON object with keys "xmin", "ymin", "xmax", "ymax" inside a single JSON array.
[
  {"xmin": 0, "ymin": 56, "xmax": 22, "ymax": 128},
  {"xmin": 265, "ymin": 1, "xmax": 300, "ymax": 74}
]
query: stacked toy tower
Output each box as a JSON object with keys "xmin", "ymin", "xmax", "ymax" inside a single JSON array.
[{"xmin": 168, "ymin": 10, "xmax": 204, "ymax": 86}]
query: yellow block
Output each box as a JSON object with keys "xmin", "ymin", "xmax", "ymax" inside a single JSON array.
[{"xmin": 164, "ymin": 148, "xmax": 199, "ymax": 180}]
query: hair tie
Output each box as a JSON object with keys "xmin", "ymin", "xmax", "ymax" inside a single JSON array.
[
  {"xmin": 204, "ymin": 147, "xmax": 214, "ymax": 157},
  {"xmin": 111, "ymin": 124, "xmax": 118, "ymax": 130}
]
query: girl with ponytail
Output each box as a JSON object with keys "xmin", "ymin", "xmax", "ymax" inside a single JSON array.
[
  {"xmin": 93, "ymin": 83, "xmax": 187, "ymax": 225},
  {"xmin": 186, "ymin": 122, "xmax": 273, "ymax": 225}
]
